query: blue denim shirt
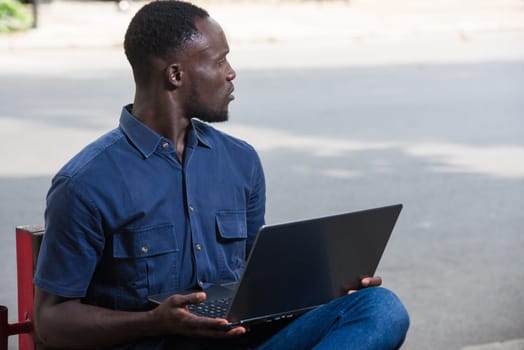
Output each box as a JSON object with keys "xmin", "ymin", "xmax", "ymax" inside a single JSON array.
[{"xmin": 34, "ymin": 105, "xmax": 266, "ymax": 311}]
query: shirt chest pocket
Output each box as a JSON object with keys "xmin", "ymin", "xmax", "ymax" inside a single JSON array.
[
  {"xmin": 216, "ymin": 210, "xmax": 248, "ymax": 241},
  {"xmin": 112, "ymin": 224, "xmax": 179, "ymax": 309},
  {"xmin": 215, "ymin": 210, "xmax": 248, "ymax": 280}
]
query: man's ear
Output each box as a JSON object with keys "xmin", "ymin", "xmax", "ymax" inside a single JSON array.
[{"xmin": 165, "ymin": 64, "xmax": 183, "ymax": 88}]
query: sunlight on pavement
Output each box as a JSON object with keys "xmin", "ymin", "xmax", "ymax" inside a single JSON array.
[
  {"xmin": 0, "ymin": 117, "xmax": 101, "ymax": 177},
  {"xmin": 2, "ymin": 118, "xmax": 523, "ymax": 179},
  {"xmin": 220, "ymin": 124, "xmax": 524, "ymax": 180},
  {"xmin": 461, "ymin": 338, "xmax": 524, "ymax": 350},
  {"xmin": 404, "ymin": 143, "xmax": 524, "ymax": 179}
]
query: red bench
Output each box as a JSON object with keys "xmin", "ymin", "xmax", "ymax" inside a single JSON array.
[{"xmin": 0, "ymin": 225, "xmax": 44, "ymax": 350}]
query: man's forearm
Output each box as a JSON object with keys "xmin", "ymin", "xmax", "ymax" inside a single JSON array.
[{"xmin": 35, "ymin": 292, "xmax": 158, "ymax": 348}]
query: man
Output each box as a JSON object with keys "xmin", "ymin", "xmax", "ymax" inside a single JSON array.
[{"xmin": 33, "ymin": 1, "xmax": 409, "ymax": 349}]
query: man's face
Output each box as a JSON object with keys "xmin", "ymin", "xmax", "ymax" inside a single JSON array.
[{"xmin": 180, "ymin": 17, "xmax": 236, "ymax": 123}]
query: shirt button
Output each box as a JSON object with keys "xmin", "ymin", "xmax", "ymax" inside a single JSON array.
[
  {"xmin": 198, "ymin": 280, "xmax": 204, "ymax": 287},
  {"xmin": 162, "ymin": 142, "xmax": 169, "ymax": 149},
  {"xmin": 195, "ymin": 243, "xmax": 202, "ymax": 251},
  {"xmin": 188, "ymin": 205, "xmax": 194, "ymax": 212},
  {"xmin": 141, "ymin": 246, "xmax": 149, "ymax": 253}
]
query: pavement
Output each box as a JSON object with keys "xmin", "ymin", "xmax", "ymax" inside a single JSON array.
[{"xmin": 0, "ymin": 1, "xmax": 523, "ymax": 349}]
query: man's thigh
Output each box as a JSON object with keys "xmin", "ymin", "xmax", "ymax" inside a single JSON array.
[{"xmin": 255, "ymin": 287, "xmax": 409, "ymax": 350}]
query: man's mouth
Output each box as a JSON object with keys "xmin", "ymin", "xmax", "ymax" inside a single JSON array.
[{"xmin": 227, "ymin": 86, "xmax": 235, "ymax": 100}]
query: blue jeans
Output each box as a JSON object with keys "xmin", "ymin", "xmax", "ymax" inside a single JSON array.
[{"xmin": 255, "ymin": 287, "xmax": 409, "ymax": 350}]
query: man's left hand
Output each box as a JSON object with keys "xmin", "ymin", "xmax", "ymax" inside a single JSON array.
[{"xmin": 347, "ymin": 276, "xmax": 382, "ymax": 294}]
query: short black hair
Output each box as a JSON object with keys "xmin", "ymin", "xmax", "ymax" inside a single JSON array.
[{"xmin": 124, "ymin": 0, "xmax": 209, "ymax": 83}]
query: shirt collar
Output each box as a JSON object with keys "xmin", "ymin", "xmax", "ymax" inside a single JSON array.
[
  {"xmin": 119, "ymin": 105, "xmax": 213, "ymax": 158},
  {"xmin": 119, "ymin": 105, "xmax": 162, "ymax": 158},
  {"xmin": 190, "ymin": 118, "xmax": 213, "ymax": 149}
]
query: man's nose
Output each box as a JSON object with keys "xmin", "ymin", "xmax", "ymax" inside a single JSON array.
[{"xmin": 227, "ymin": 63, "xmax": 236, "ymax": 81}]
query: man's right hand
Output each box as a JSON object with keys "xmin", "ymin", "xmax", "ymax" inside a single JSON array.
[{"xmin": 150, "ymin": 292, "xmax": 246, "ymax": 338}]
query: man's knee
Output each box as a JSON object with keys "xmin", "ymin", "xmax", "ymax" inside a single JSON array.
[{"xmin": 349, "ymin": 287, "xmax": 410, "ymax": 346}]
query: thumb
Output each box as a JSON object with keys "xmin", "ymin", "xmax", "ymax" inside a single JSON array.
[{"xmin": 170, "ymin": 292, "xmax": 206, "ymax": 307}]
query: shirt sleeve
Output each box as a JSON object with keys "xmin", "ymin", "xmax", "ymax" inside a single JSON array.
[
  {"xmin": 245, "ymin": 151, "xmax": 266, "ymax": 256},
  {"xmin": 33, "ymin": 175, "xmax": 105, "ymax": 298}
]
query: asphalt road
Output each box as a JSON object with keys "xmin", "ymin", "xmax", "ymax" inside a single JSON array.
[{"xmin": 0, "ymin": 46, "xmax": 523, "ymax": 349}]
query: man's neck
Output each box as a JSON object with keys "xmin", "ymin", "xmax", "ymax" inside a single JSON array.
[{"xmin": 131, "ymin": 97, "xmax": 190, "ymax": 162}]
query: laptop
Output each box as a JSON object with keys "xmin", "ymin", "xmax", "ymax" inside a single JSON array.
[{"xmin": 148, "ymin": 204, "xmax": 403, "ymax": 328}]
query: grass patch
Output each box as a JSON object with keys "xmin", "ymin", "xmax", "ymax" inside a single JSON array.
[{"xmin": 0, "ymin": 0, "xmax": 33, "ymax": 33}]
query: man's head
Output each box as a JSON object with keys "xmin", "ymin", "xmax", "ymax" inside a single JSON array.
[{"xmin": 124, "ymin": 0, "xmax": 236, "ymax": 123}]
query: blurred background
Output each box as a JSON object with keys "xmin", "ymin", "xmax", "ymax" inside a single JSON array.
[{"xmin": 1, "ymin": 0, "xmax": 523, "ymax": 349}]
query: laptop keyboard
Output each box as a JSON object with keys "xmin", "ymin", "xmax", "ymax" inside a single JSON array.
[{"xmin": 187, "ymin": 297, "xmax": 231, "ymax": 318}]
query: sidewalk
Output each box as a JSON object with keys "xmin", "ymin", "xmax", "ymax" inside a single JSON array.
[{"xmin": 0, "ymin": 0, "xmax": 523, "ymax": 68}]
